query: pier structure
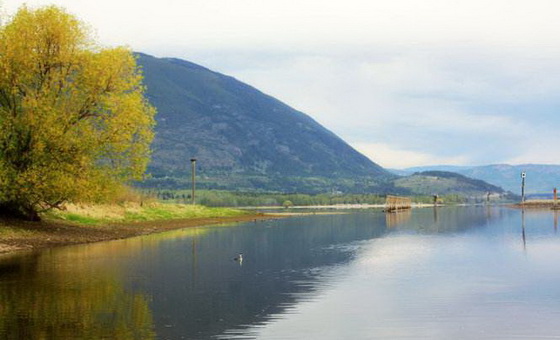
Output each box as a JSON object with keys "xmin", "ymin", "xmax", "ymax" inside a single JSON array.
[{"xmin": 385, "ymin": 195, "xmax": 412, "ymax": 212}]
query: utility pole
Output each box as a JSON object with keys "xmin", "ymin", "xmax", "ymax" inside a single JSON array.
[
  {"xmin": 521, "ymin": 171, "xmax": 526, "ymax": 204},
  {"xmin": 190, "ymin": 158, "xmax": 197, "ymax": 205}
]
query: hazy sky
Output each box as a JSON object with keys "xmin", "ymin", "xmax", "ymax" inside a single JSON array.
[{"xmin": 4, "ymin": 0, "xmax": 560, "ymax": 168}]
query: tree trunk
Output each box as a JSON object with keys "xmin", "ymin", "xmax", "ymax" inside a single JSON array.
[{"xmin": 0, "ymin": 202, "xmax": 41, "ymax": 221}]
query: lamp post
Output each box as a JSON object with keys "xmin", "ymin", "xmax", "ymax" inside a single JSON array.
[
  {"xmin": 521, "ymin": 171, "xmax": 526, "ymax": 204},
  {"xmin": 190, "ymin": 158, "xmax": 197, "ymax": 205}
]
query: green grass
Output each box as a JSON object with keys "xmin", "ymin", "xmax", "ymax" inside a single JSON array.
[
  {"xmin": 44, "ymin": 202, "xmax": 250, "ymax": 226},
  {"xmin": 62, "ymin": 214, "xmax": 102, "ymax": 225},
  {"xmin": 122, "ymin": 204, "xmax": 247, "ymax": 222}
]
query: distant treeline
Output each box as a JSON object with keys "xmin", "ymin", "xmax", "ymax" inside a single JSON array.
[{"xmin": 144, "ymin": 190, "xmax": 481, "ymax": 207}]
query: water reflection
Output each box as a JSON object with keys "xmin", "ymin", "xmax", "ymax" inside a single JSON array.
[
  {"xmin": 522, "ymin": 209, "xmax": 527, "ymax": 251},
  {"xmin": 387, "ymin": 206, "xmax": 505, "ymax": 234},
  {"xmin": 235, "ymin": 208, "xmax": 560, "ymax": 340},
  {"xmin": 385, "ymin": 209, "xmax": 412, "ymax": 228},
  {"xmin": 136, "ymin": 213, "xmax": 390, "ymax": 340},
  {"xmin": 1, "ymin": 208, "xmax": 560, "ymax": 339},
  {"xmin": 0, "ymin": 227, "xmax": 212, "ymax": 339},
  {"xmin": 517, "ymin": 208, "xmax": 560, "ymax": 252},
  {"xmin": 554, "ymin": 209, "xmax": 558, "ymax": 233},
  {"xmin": 0, "ymin": 248, "xmax": 155, "ymax": 339},
  {"xmin": 0, "ymin": 214, "xmax": 393, "ymax": 339}
]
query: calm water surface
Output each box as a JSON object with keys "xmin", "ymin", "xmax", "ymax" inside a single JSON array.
[{"xmin": 1, "ymin": 207, "xmax": 560, "ymax": 339}]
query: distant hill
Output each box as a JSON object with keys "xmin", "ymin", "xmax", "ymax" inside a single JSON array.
[
  {"xmin": 394, "ymin": 171, "xmax": 506, "ymax": 197},
  {"xmin": 395, "ymin": 164, "xmax": 560, "ymax": 195},
  {"xmin": 392, "ymin": 165, "xmax": 472, "ymax": 176},
  {"xmin": 137, "ymin": 53, "xmax": 392, "ymax": 193}
]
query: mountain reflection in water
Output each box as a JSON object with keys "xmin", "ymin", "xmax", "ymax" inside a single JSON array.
[{"xmin": 1, "ymin": 207, "xmax": 560, "ymax": 339}]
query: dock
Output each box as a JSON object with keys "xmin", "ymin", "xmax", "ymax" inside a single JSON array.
[{"xmin": 385, "ymin": 195, "xmax": 412, "ymax": 212}]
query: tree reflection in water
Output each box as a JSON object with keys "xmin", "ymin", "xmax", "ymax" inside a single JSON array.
[
  {"xmin": 0, "ymin": 248, "xmax": 155, "ymax": 339},
  {"xmin": 0, "ymin": 209, "xmax": 517, "ymax": 339}
]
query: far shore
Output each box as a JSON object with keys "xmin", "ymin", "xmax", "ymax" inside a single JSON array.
[
  {"xmin": 0, "ymin": 213, "xmax": 288, "ymax": 256},
  {"xmin": 511, "ymin": 199, "xmax": 560, "ymax": 210},
  {"xmin": 239, "ymin": 203, "xmax": 437, "ymax": 210}
]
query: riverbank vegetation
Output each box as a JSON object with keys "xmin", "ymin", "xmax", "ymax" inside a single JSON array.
[
  {"xmin": 148, "ymin": 190, "xmax": 481, "ymax": 207},
  {"xmin": 0, "ymin": 6, "xmax": 155, "ymax": 220},
  {"xmin": 45, "ymin": 202, "xmax": 250, "ymax": 226}
]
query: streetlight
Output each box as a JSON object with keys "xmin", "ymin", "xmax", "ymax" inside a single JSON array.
[
  {"xmin": 521, "ymin": 171, "xmax": 526, "ymax": 203},
  {"xmin": 190, "ymin": 158, "xmax": 197, "ymax": 205}
]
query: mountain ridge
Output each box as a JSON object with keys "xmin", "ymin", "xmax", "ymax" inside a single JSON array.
[
  {"xmin": 136, "ymin": 53, "xmax": 511, "ymax": 197},
  {"xmin": 394, "ymin": 164, "xmax": 560, "ymax": 194},
  {"xmin": 394, "ymin": 170, "xmax": 505, "ymax": 196},
  {"xmin": 137, "ymin": 53, "xmax": 391, "ymax": 193}
]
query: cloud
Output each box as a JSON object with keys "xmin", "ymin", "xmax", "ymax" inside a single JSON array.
[
  {"xmin": 6, "ymin": 0, "xmax": 560, "ymax": 49},
  {"xmin": 213, "ymin": 46, "xmax": 556, "ymax": 166},
  {"xmin": 352, "ymin": 142, "xmax": 469, "ymax": 168},
  {"xmin": 4, "ymin": 0, "xmax": 560, "ymax": 167},
  {"xmin": 506, "ymin": 134, "xmax": 560, "ymax": 165}
]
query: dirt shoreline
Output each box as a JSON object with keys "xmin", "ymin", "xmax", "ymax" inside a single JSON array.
[{"xmin": 0, "ymin": 213, "xmax": 287, "ymax": 255}]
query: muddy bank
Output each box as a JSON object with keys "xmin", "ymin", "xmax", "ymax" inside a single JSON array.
[{"xmin": 0, "ymin": 213, "xmax": 285, "ymax": 255}]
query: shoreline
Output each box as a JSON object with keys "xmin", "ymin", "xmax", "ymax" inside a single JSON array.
[
  {"xmin": 1, "ymin": 203, "xmax": 522, "ymax": 256},
  {"xmin": 0, "ymin": 213, "xmax": 287, "ymax": 256},
  {"xmin": 511, "ymin": 199, "xmax": 560, "ymax": 210},
  {"xmin": 238, "ymin": 203, "xmax": 437, "ymax": 210}
]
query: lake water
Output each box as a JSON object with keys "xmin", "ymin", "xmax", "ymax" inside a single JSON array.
[{"xmin": 1, "ymin": 207, "xmax": 560, "ymax": 339}]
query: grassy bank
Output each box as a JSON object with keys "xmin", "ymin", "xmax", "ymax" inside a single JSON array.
[
  {"xmin": 0, "ymin": 203, "xmax": 281, "ymax": 255},
  {"xmin": 44, "ymin": 202, "xmax": 249, "ymax": 225}
]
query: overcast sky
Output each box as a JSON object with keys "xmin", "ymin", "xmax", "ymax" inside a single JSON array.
[{"xmin": 4, "ymin": 0, "xmax": 560, "ymax": 168}]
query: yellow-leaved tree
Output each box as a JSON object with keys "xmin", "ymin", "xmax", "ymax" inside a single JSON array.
[{"xmin": 0, "ymin": 6, "xmax": 155, "ymax": 220}]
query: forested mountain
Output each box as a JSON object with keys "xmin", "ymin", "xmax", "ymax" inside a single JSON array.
[
  {"xmin": 137, "ymin": 53, "xmax": 392, "ymax": 193},
  {"xmin": 136, "ymin": 53, "xmax": 509, "ymax": 197}
]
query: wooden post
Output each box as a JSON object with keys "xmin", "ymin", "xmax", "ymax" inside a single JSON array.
[
  {"xmin": 521, "ymin": 172, "xmax": 526, "ymax": 204},
  {"xmin": 190, "ymin": 158, "xmax": 197, "ymax": 205}
]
